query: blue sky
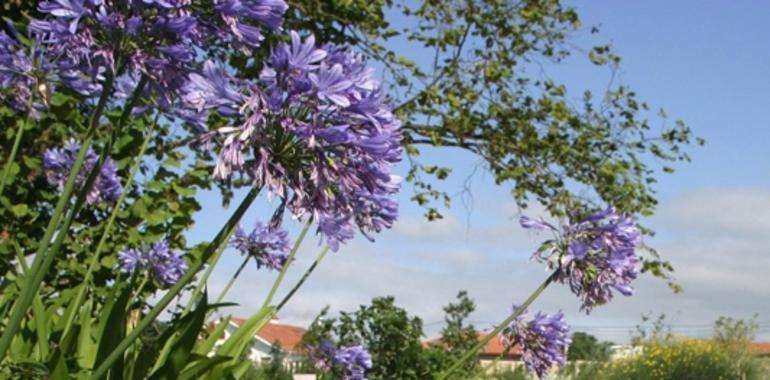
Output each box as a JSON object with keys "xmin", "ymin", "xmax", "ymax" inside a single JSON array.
[{"xmin": 188, "ymin": 1, "xmax": 770, "ymax": 343}]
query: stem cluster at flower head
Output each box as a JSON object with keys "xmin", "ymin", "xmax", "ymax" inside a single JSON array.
[
  {"xmin": 119, "ymin": 240, "xmax": 187, "ymax": 286},
  {"xmin": 185, "ymin": 31, "xmax": 403, "ymax": 251},
  {"xmin": 501, "ymin": 306, "xmax": 571, "ymax": 378},
  {"xmin": 43, "ymin": 139, "xmax": 122, "ymax": 205},
  {"xmin": 309, "ymin": 340, "xmax": 373, "ymax": 380},
  {"xmin": 520, "ymin": 206, "xmax": 642, "ymax": 312}
]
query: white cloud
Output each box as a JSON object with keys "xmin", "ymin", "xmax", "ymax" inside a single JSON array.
[
  {"xmin": 208, "ymin": 187, "xmax": 770, "ymax": 343},
  {"xmin": 660, "ymin": 188, "xmax": 770, "ymax": 235}
]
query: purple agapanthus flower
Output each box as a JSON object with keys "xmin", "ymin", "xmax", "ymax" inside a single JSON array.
[
  {"xmin": 309, "ymin": 63, "xmax": 353, "ymax": 107},
  {"xmin": 230, "ymin": 221, "xmax": 290, "ymax": 270},
  {"xmin": 309, "ymin": 341, "xmax": 372, "ymax": 380},
  {"xmin": 23, "ymin": 0, "xmax": 288, "ymax": 115},
  {"xmin": 43, "ymin": 139, "xmax": 122, "ymax": 205},
  {"xmin": 190, "ymin": 31, "xmax": 402, "ymax": 251},
  {"xmin": 261, "ymin": 31, "xmax": 326, "ymax": 79},
  {"xmin": 520, "ymin": 207, "xmax": 642, "ymax": 312},
  {"xmin": 502, "ymin": 306, "xmax": 570, "ymax": 378},
  {"xmin": 119, "ymin": 240, "xmax": 187, "ymax": 286},
  {"xmin": 38, "ymin": 0, "xmax": 89, "ymax": 34},
  {"xmin": 0, "ymin": 27, "xmax": 54, "ymax": 118},
  {"xmin": 181, "ymin": 60, "xmax": 242, "ymax": 117},
  {"xmin": 215, "ymin": 0, "xmax": 288, "ymax": 31}
]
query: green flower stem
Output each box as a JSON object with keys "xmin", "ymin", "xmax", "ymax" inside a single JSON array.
[
  {"xmin": 214, "ymin": 256, "xmax": 250, "ymax": 306},
  {"xmin": 182, "ymin": 239, "xmax": 229, "ymax": 315},
  {"xmin": 0, "ymin": 70, "xmax": 117, "ymax": 361},
  {"xmin": 470, "ymin": 349, "xmax": 507, "ymax": 380},
  {"xmin": 30, "ymin": 74, "xmax": 147, "ymax": 291},
  {"xmin": 275, "ymin": 245, "xmax": 329, "ymax": 312},
  {"xmin": 435, "ymin": 270, "xmax": 559, "ymax": 380},
  {"xmin": 59, "ymin": 115, "xmax": 158, "ymax": 342},
  {"xmin": 260, "ymin": 219, "xmax": 312, "ymax": 309},
  {"xmin": 0, "ymin": 95, "xmax": 34, "ymax": 197},
  {"xmin": 91, "ymin": 185, "xmax": 261, "ymax": 380}
]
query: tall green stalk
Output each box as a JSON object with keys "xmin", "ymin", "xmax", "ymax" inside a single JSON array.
[
  {"xmin": 213, "ymin": 256, "xmax": 250, "ymax": 306},
  {"xmin": 275, "ymin": 245, "xmax": 329, "ymax": 312},
  {"xmin": 59, "ymin": 114, "xmax": 158, "ymax": 341},
  {"xmin": 0, "ymin": 96, "xmax": 34, "ymax": 197},
  {"xmin": 435, "ymin": 270, "xmax": 559, "ymax": 380},
  {"xmin": 28, "ymin": 74, "xmax": 147, "ymax": 294},
  {"xmin": 181, "ymin": 239, "xmax": 230, "ymax": 315},
  {"xmin": 91, "ymin": 185, "xmax": 261, "ymax": 380},
  {"xmin": 260, "ymin": 219, "xmax": 312, "ymax": 309},
  {"xmin": 0, "ymin": 72, "xmax": 117, "ymax": 361}
]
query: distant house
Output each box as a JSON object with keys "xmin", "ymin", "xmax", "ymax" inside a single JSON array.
[
  {"xmin": 211, "ymin": 317, "xmax": 307, "ymax": 371},
  {"xmin": 476, "ymin": 332, "xmax": 524, "ymax": 372},
  {"xmin": 424, "ymin": 332, "xmax": 524, "ymax": 372},
  {"xmin": 749, "ymin": 342, "xmax": 770, "ymax": 358}
]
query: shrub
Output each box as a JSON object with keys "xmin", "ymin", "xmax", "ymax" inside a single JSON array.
[{"xmin": 596, "ymin": 339, "xmax": 765, "ymax": 380}]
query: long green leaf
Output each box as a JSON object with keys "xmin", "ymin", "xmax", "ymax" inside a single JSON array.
[
  {"xmin": 15, "ymin": 243, "xmax": 50, "ymax": 361},
  {"xmin": 193, "ymin": 315, "xmax": 231, "ymax": 356},
  {"xmin": 178, "ymin": 355, "xmax": 232, "ymax": 380},
  {"xmin": 91, "ymin": 185, "xmax": 261, "ymax": 379},
  {"xmin": 203, "ymin": 307, "xmax": 275, "ymax": 380},
  {"xmin": 0, "ymin": 68, "xmax": 120, "ymax": 360},
  {"xmin": 149, "ymin": 291, "xmax": 209, "ymax": 379},
  {"xmin": 94, "ymin": 283, "xmax": 131, "ymax": 378},
  {"xmin": 50, "ymin": 351, "xmax": 70, "ymax": 380},
  {"xmin": 76, "ymin": 299, "xmax": 96, "ymax": 370},
  {"xmin": 215, "ymin": 306, "xmax": 275, "ymax": 357}
]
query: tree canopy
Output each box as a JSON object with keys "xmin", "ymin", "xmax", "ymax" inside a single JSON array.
[{"xmin": 1, "ymin": 0, "xmax": 699, "ymax": 295}]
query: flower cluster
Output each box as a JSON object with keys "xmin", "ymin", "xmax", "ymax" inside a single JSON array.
[
  {"xmin": 188, "ymin": 31, "xmax": 402, "ymax": 251},
  {"xmin": 502, "ymin": 306, "xmax": 570, "ymax": 378},
  {"xmin": 230, "ymin": 221, "xmax": 290, "ymax": 270},
  {"xmin": 14, "ymin": 1, "xmax": 400, "ymax": 253},
  {"xmin": 309, "ymin": 341, "xmax": 372, "ymax": 380},
  {"xmin": 25, "ymin": 0, "xmax": 287, "ymax": 113},
  {"xmin": 0, "ymin": 25, "xmax": 54, "ymax": 118},
  {"xmin": 118, "ymin": 240, "xmax": 187, "ymax": 286},
  {"xmin": 520, "ymin": 207, "xmax": 642, "ymax": 312},
  {"xmin": 43, "ymin": 139, "xmax": 122, "ymax": 205}
]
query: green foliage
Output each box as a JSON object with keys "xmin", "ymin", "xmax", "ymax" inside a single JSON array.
[
  {"xmin": 279, "ymin": 0, "xmax": 703, "ymax": 287},
  {"xmin": 713, "ymin": 315, "xmax": 758, "ymax": 348},
  {"xmin": 425, "ymin": 291, "xmax": 481, "ymax": 378},
  {"xmin": 596, "ymin": 339, "xmax": 765, "ymax": 380},
  {"xmin": 595, "ymin": 315, "xmax": 767, "ymax": 380},
  {"xmin": 285, "ymin": 0, "xmax": 701, "ymax": 220},
  {"xmin": 302, "ymin": 292, "xmax": 487, "ymax": 380},
  {"xmin": 567, "ymin": 332, "xmax": 612, "ymax": 362},
  {"xmin": 305, "ymin": 297, "xmax": 432, "ymax": 379}
]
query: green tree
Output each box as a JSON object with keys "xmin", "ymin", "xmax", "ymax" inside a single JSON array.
[
  {"xmin": 713, "ymin": 315, "xmax": 758, "ymax": 348},
  {"xmin": 337, "ymin": 297, "xmax": 431, "ymax": 379},
  {"xmin": 567, "ymin": 332, "xmax": 612, "ymax": 361},
  {"xmin": 427, "ymin": 291, "xmax": 480, "ymax": 378},
  {"xmin": 303, "ymin": 293, "xmax": 487, "ymax": 379}
]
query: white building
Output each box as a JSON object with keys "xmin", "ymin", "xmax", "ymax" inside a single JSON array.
[{"xmin": 212, "ymin": 317, "xmax": 307, "ymax": 371}]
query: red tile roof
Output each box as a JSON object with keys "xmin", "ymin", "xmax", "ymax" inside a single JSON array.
[
  {"xmin": 424, "ymin": 332, "xmax": 522, "ymax": 358},
  {"xmin": 230, "ymin": 317, "xmax": 306, "ymax": 353},
  {"xmin": 749, "ymin": 342, "xmax": 770, "ymax": 356}
]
